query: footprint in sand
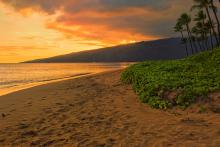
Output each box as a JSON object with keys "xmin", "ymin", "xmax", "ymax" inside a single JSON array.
[
  {"xmin": 0, "ymin": 138, "xmax": 5, "ymax": 143},
  {"xmin": 41, "ymin": 96, "xmax": 47, "ymax": 100},
  {"xmin": 56, "ymin": 102, "xmax": 63, "ymax": 106},
  {"xmin": 20, "ymin": 130, "xmax": 38, "ymax": 138},
  {"xmin": 35, "ymin": 118, "xmax": 46, "ymax": 124},
  {"xmin": 1, "ymin": 113, "xmax": 6, "ymax": 118},
  {"xmin": 17, "ymin": 122, "xmax": 30, "ymax": 129},
  {"xmin": 180, "ymin": 118, "xmax": 209, "ymax": 127},
  {"xmin": 10, "ymin": 109, "xmax": 16, "ymax": 112}
]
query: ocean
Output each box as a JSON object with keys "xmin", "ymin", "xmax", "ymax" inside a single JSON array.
[{"xmin": 0, "ymin": 63, "xmax": 132, "ymax": 96}]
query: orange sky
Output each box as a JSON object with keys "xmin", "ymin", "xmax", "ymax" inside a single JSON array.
[{"xmin": 0, "ymin": 0, "xmax": 192, "ymax": 63}]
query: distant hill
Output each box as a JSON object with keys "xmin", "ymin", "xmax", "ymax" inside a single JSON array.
[{"xmin": 25, "ymin": 38, "xmax": 187, "ymax": 63}]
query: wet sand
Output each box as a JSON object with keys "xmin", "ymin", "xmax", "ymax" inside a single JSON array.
[
  {"xmin": 0, "ymin": 73, "xmax": 92, "ymax": 97},
  {"xmin": 0, "ymin": 70, "xmax": 220, "ymax": 146}
]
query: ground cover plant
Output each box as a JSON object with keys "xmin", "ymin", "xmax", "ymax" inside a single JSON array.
[{"xmin": 121, "ymin": 48, "xmax": 220, "ymax": 109}]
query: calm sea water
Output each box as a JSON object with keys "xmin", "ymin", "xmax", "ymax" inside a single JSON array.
[{"xmin": 0, "ymin": 63, "xmax": 131, "ymax": 90}]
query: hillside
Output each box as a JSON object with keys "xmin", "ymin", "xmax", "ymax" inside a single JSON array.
[
  {"xmin": 25, "ymin": 38, "xmax": 186, "ymax": 63},
  {"xmin": 121, "ymin": 48, "xmax": 220, "ymax": 109}
]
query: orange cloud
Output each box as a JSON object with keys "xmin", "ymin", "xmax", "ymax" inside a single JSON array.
[
  {"xmin": 0, "ymin": 0, "xmax": 193, "ymax": 63},
  {"xmin": 1, "ymin": 0, "xmax": 193, "ymax": 39},
  {"xmin": 46, "ymin": 20, "xmax": 157, "ymax": 45}
]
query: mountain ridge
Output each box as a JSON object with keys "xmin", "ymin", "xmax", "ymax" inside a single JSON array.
[{"xmin": 25, "ymin": 38, "xmax": 186, "ymax": 63}]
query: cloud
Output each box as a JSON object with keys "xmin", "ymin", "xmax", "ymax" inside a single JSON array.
[
  {"xmin": 1, "ymin": 0, "xmax": 172, "ymax": 13},
  {"xmin": 99, "ymin": 0, "xmax": 171, "ymax": 10},
  {"xmin": 0, "ymin": 0, "xmax": 193, "ymax": 44}
]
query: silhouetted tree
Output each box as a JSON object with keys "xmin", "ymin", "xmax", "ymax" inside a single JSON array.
[
  {"xmin": 174, "ymin": 0, "xmax": 220, "ymax": 53},
  {"xmin": 192, "ymin": 25, "xmax": 203, "ymax": 51},
  {"xmin": 210, "ymin": 0, "xmax": 220, "ymax": 41},
  {"xmin": 205, "ymin": 20, "xmax": 215, "ymax": 49},
  {"xmin": 192, "ymin": 0, "xmax": 219, "ymax": 45},
  {"xmin": 174, "ymin": 21, "xmax": 189, "ymax": 56},
  {"xmin": 179, "ymin": 13, "xmax": 196, "ymax": 54},
  {"xmin": 194, "ymin": 10, "xmax": 209, "ymax": 50}
]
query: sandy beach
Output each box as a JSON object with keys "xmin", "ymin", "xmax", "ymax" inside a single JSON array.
[{"xmin": 0, "ymin": 70, "xmax": 220, "ymax": 146}]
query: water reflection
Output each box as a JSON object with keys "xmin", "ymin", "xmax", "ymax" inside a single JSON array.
[{"xmin": 0, "ymin": 63, "xmax": 133, "ymax": 95}]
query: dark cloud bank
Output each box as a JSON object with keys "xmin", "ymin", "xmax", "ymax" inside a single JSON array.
[{"xmin": 1, "ymin": 0, "xmax": 193, "ymax": 40}]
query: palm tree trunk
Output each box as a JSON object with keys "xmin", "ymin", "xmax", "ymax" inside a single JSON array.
[
  {"xmin": 197, "ymin": 41, "xmax": 202, "ymax": 52},
  {"xmin": 202, "ymin": 20, "xmax": 209, "ymax": 50},
  {"xmin": 194, "ymin": 41, "xmax": 199, "ymax": 53},
  {"xmin": 205, "ymin": 6, "xmax": 219, "ymax": 46},
  {"xmin": 185, "ymin": 26, "xmax": 194, "ymax": 54},
  {"xmin": 187, "ymin": 24, "xmax": 198, "ymax": 53},
  {"xmin": 202, "ymin": 35, "xmax": 208, "ymax": 51},
  {"xmin": 180, "ymin": 31, "xmax": 189, "ymax": 56},
  {"xmin": 210, "ymin": 0, "xmax": 220, "ymax": 43},
  {"xmin": 209, "ymin": 30, "xmax": 214, "ymax": 50},
  {"xmin": 205, "ymin": 38, "xmax": 209, "ymax": 50}
]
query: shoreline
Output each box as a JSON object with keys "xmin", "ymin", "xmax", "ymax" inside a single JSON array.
[
  {"xmin": 0, "ymin": 70, "xmax": 220, "ymax": 146},
  {"xmin": 0, "ymin": 73, "xmax": 92, "ymax": 97},
  {"xmin": 0, "ymin": 70, "xmax": 119, "ymax": 97}
]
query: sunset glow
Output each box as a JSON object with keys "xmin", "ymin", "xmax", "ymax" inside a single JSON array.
[{"xmin": 0, "ymin": 0, "xmax": 192, "ymax": 63}]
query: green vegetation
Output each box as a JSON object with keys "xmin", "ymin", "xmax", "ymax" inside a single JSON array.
[
  {"xmin": 121, "ymin": 0, "xmax": 220, "ymax": 109},
  {"xmin": 121, "ymin": 48, "xmax": 220, "ymax": 109}
]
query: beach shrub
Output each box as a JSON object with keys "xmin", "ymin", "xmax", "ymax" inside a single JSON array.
[{"xmin": 121, "ymin": 48, "xmax": 220, "ymax": 109}]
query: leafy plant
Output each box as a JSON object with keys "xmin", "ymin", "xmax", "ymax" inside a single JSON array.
[{"xmin": 121, "ymin": 48, "xmax": 220, "ymax": 109}]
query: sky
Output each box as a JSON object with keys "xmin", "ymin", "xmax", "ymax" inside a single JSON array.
[{"xmin": 0, "ymin": 0, "xmax": 192, "ymax": 63}]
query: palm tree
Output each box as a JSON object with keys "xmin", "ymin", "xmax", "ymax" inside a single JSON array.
[
  {"xmin": 192, "ymin": 25, "xmax": 203, "ymax": 51},
  {"xmin": 179, "ymin": 13, "xmax": 196, "ymax": 54},
  {"xmin": 174, "ymin": 21, "xmax": 189, "ymax": 56},
  {"xmin": 209, "ymin": 0, "xmax": 220, "ymax": 42},
  {"xmin": 194, "ymin": 10, "xmax": 209, "ymax": 50},
  {"xmin": 192, "ymin": 0, "xmax": 219, "ymax": 46},
  {"xmin": 205, "ymin": 20, "xmax": 215, "ymax": 49},
  {"xmin": 194, "ymin": 10, "xmax": 206, "ymax": 24}
]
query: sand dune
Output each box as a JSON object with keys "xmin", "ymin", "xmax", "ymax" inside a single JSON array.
[{"xmin": 0, "ymin": 70, "xmax": 220, "ymax": 146}]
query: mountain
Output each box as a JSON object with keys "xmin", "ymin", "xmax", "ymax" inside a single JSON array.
[{"xmin": 25, "ymin": 38, "xmax": 187, "ymax": 63}]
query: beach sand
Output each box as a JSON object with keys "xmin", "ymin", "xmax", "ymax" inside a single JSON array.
[{"xmin": 0, "ymin": 70, "xmax": 220, "ymax": 146}]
